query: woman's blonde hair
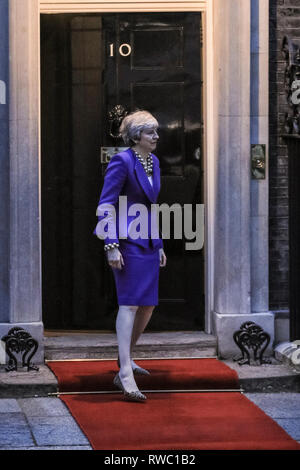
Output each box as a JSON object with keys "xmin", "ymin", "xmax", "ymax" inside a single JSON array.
[{"xmin": 119, "ymin": 110, "xmax": 158, "ymax": 146}]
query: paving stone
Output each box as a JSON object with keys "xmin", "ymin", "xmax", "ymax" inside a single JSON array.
[
  {"xmin": 18, "ymin": 397, "xmax": 70, "ymax": 417},
  {"xmin": 245, "ymin": 393, "xmax": 300, "ymax": 418},
  {"xmin": 274, "ymin": 419, "xmax": 300, "ymax": 441},
  {"xmin": 27, "ymin": 416, "xmax": 91, "ymax": 446},
  {"xmin": 0, "ymin": 412, "xmax": 28, "ymax": 426},
  {"xmin": 245, "ymin": 393, "xmax": 300, "ymax": 443},
  {"xmin": 0, "ymin": 399, "xmax": 22, "ymax": 413},
  {"xmin": 0, "ymin": 424, "xmax": 35, "ymax": 447}
]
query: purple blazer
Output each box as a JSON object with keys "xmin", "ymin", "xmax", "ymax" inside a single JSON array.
[{"xmin": 94, "ymin": 148, "xmax": 163, "ymax": 250}]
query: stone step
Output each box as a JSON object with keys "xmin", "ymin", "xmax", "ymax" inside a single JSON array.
[
  {"xmin": 44, "ymin": 331, "xmax": 218, "ymax": 361},
  {"xmin": 0, "ymin": 365, "xmax": 58, "ymax": 398},
  {"xmin": 223, "ymin": 359, "xmax": 300, "ymax": 393}
]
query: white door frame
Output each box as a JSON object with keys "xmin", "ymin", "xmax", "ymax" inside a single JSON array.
[{"xmin": 39, "ymin": 0, "xmax": 215, "ymax": 333}]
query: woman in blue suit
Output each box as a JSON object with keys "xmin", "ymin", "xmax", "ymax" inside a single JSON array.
[{"xmin": 95, "ymin": 110, "xmax": 167, "ymax": 402}]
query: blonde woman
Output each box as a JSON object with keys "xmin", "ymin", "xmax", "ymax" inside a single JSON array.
[{"xmin": 94, "ymin": 110, "xmax": 167, "ymax": 402}]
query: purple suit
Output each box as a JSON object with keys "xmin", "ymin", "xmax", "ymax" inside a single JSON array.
[{"xmin": 94, "ymin": 148, "xmax": 163, "ymax": 305}]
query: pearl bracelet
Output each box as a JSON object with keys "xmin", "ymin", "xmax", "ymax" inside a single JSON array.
[{"xmin": 104, "ymin": 242, "xmax": 119, "ymax": 251}]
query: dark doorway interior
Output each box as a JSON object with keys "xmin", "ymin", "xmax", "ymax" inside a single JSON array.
[{"xmin": 41, "ymin": 12, "xmax": 204, "ymax": 330}]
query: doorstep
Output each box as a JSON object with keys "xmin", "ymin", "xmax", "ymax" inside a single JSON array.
[
  {"xmin": 0, "ymin": 331, "xmax": 299, "ymax": 397},
  {"xmin": 223, "ymin": 359, "xmax": 300, "ymax": 393},
  {"xmin": 43, "ymin": 330, "xmax": 217, "ymax": 360},
  {"xmin": 0, "ymin": 365, "xmax": 57, "ymax": 398}
]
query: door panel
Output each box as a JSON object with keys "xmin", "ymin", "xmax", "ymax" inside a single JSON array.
[
  {"xmin": 41, "ymin": 12, "xmax": 204, "ymax": 330},
  {"xmin": 132, "ymin": 28, "xmax": 183, "ymax": 69}
]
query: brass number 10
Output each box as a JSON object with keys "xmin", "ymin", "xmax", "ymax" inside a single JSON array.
[{"xmin": 109, "ymin": 43, "xmax": 132, "ymax": 57}]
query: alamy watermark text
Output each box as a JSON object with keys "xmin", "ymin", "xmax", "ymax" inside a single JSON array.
[{"xmin": 96, "ymin": 196, "xmax": 204, "ymax": 250}]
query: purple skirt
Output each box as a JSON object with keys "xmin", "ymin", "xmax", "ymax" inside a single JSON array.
[{"xmin": 111, "ymin": 240, "xmax": 160, "ymax": 306}]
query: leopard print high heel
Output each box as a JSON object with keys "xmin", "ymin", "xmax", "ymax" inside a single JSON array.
[{"xmin": 113, "ymin": 373, "xmax": 147, "ymax": 403}]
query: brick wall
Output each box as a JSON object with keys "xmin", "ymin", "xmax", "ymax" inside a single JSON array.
[{"xmin": 269, "ymin": 0, "xmax": 300, "ymax": 310}]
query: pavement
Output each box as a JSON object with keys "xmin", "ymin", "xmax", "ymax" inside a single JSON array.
[
  {"xmin": 1, "ymin": 393, "xmax": 300, "ymax": 450},
  {"xmin": 0, "ymin": 397, "xmax": 92, "ymax": 450},
  {"xmin": 0, "ymin": 330, "xmax": 299, "ymax": 450}
]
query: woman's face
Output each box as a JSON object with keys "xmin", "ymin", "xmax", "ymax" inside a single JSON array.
[{"xmin": 137, "ymin": 126, "xmax": 159, "ymax": 153}]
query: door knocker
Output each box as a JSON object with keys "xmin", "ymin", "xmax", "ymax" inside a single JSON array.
[{"xmin": 108, "ymin": 105, "xmax": 128, "ymax": 139}]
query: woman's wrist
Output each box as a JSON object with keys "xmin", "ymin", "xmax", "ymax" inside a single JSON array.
[{"xmin": 104, "ymin": 242, "xmax": 120, "ymax": 252}]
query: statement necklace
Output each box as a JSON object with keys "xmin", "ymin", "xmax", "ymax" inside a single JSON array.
[{"xmin": 134, "ymin": 150, "xmax": 153, "ymax": 176}]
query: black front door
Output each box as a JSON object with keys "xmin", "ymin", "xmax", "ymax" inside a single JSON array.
[{"xmin": 41, "ymin": 12, "xmax": 204, "ymax": 330}]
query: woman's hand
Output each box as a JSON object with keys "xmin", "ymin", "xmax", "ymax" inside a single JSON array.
[
  {"xmin": 106, "ymin": 247, "xmax": 124, "ymax": 270},
  {"xmin": 159, "ymin": 248, "xmax": 167, "ymax": 267}
]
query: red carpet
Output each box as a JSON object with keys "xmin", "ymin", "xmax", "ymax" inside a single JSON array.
[
  {"xmin": 47, "ymin": 358, "xmax": 300, "ymax": 450},
  {"xmin": 47, "ymin": 358, "xmax": 239, "ymax": 392}
]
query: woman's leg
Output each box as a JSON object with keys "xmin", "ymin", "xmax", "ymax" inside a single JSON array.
[
  {"xmin": 130, "ymin": 306, "xmax": 155, "ymax": 366},
  {"xmin": 116, "ymin": 305, "xmax": 140, "ymax": 392}
]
